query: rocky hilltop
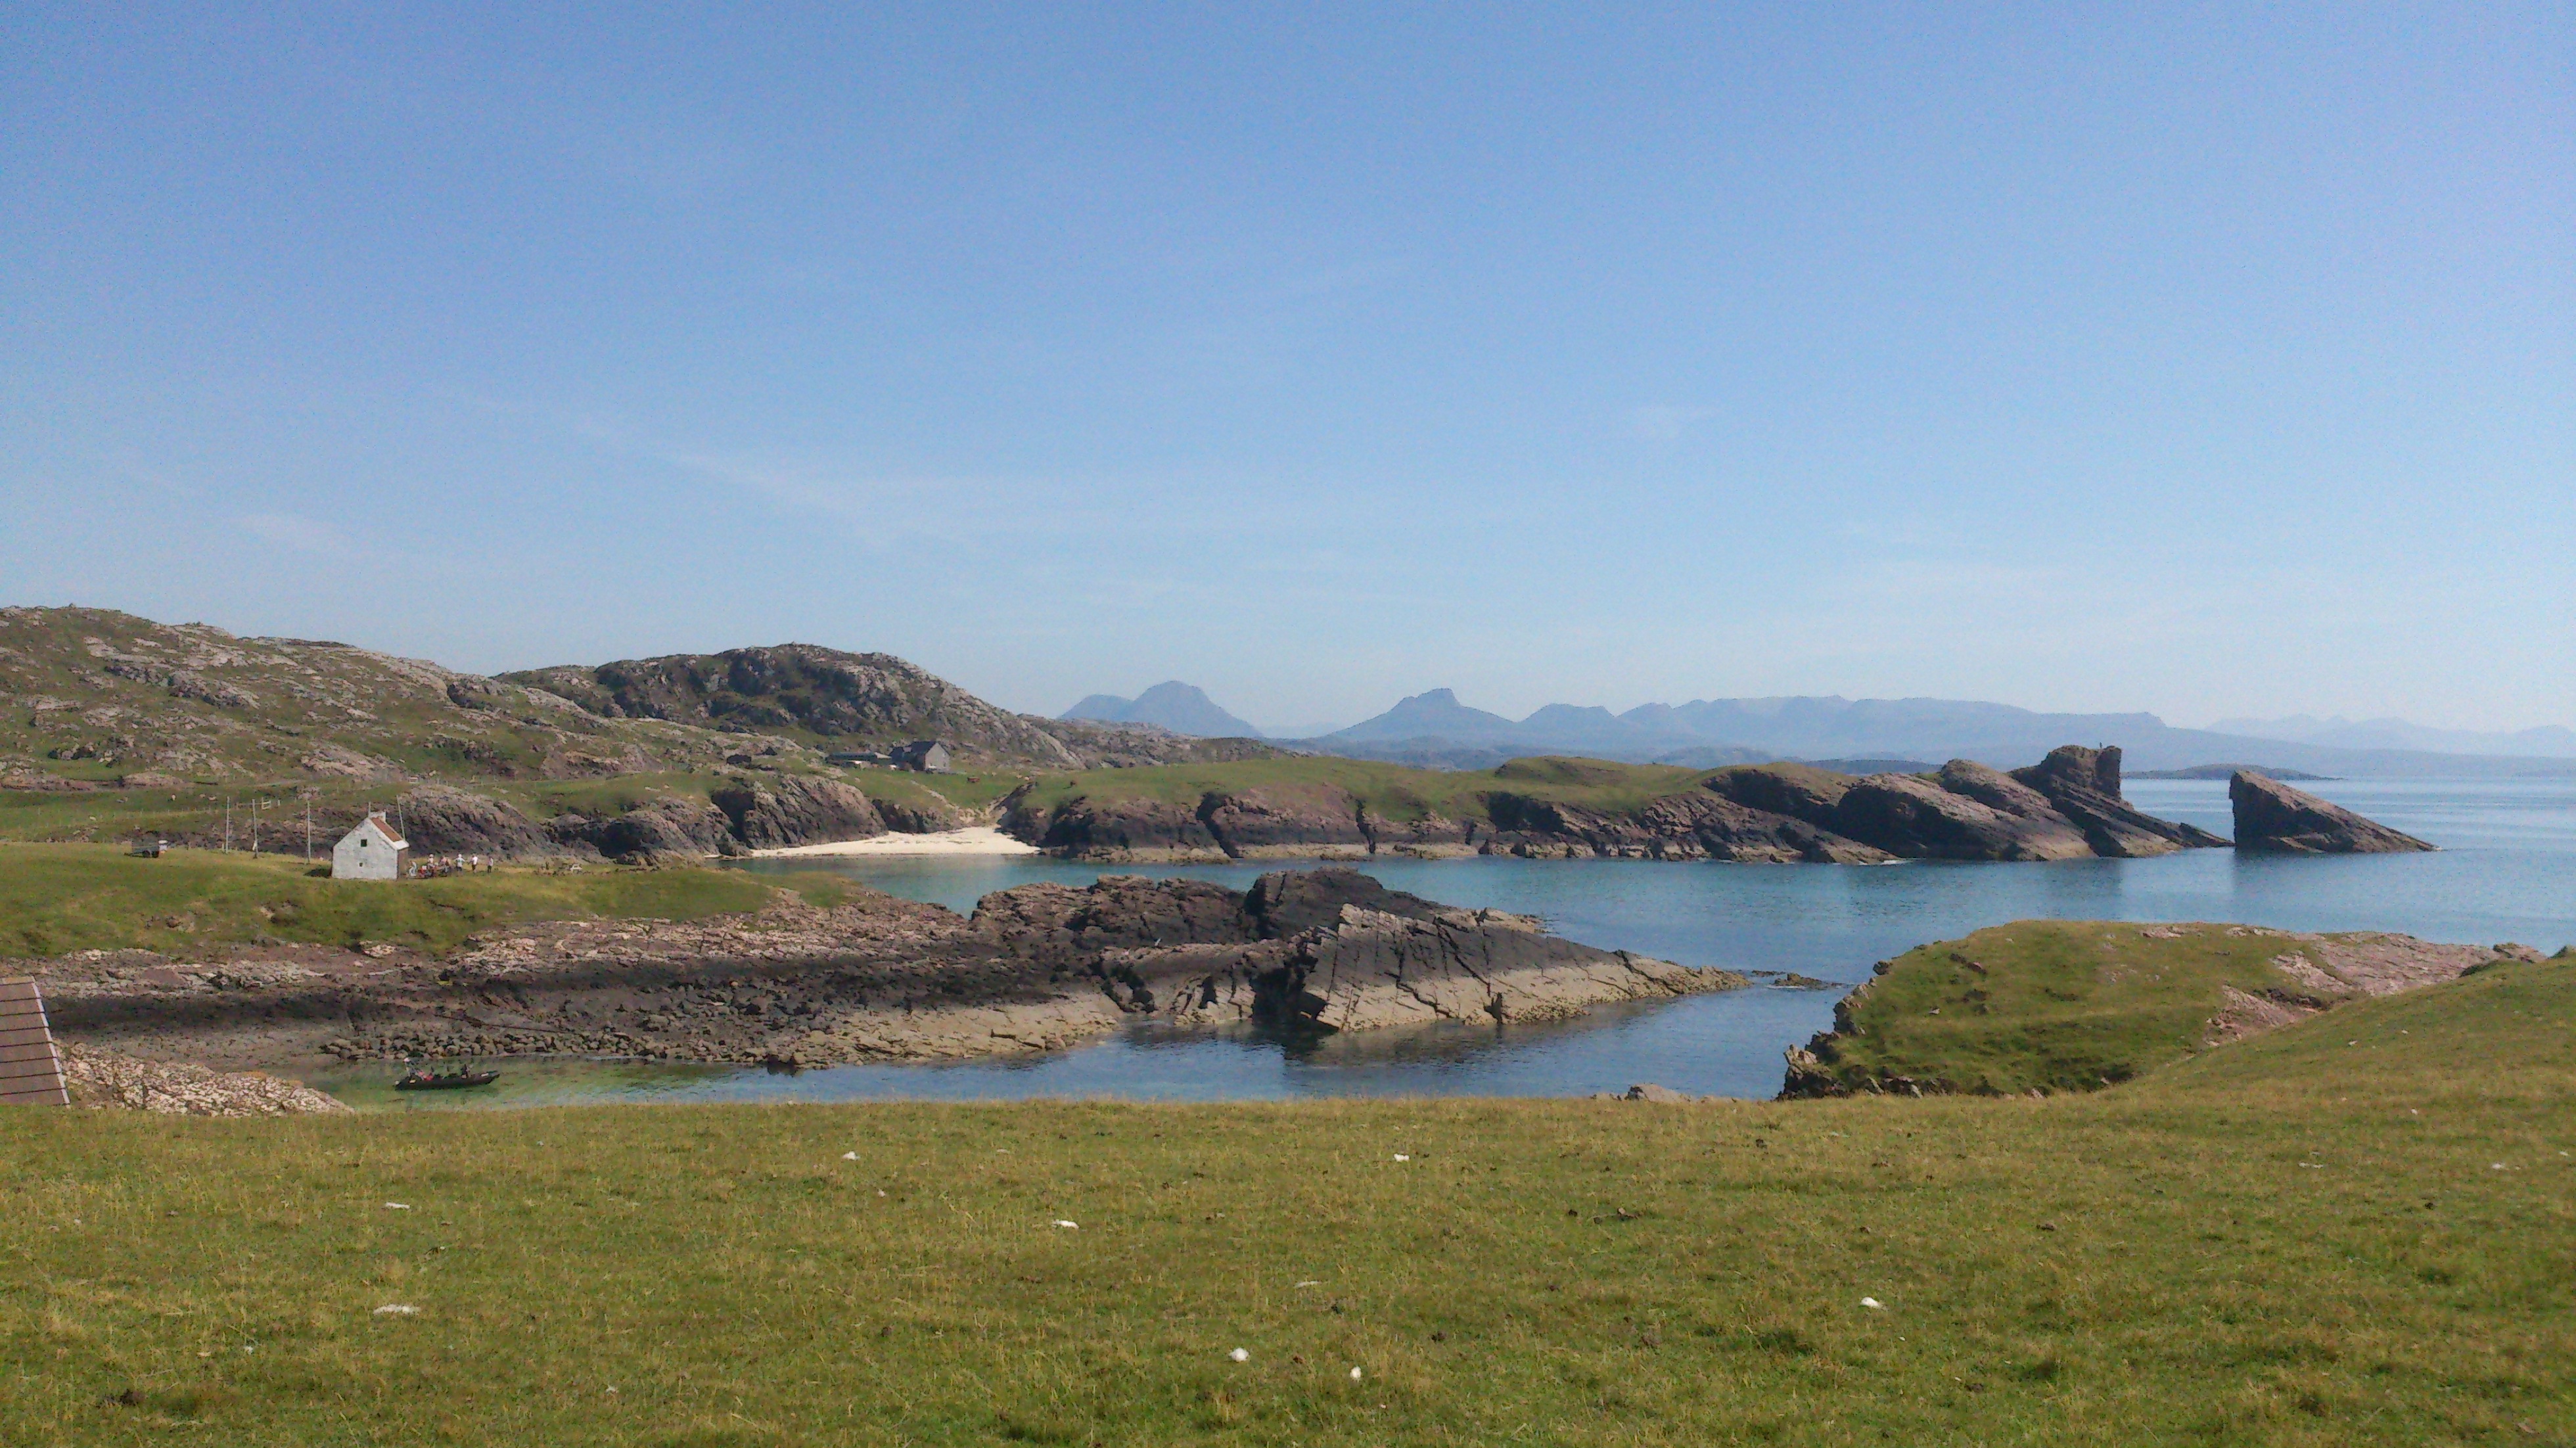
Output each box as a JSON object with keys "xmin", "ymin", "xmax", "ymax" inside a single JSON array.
[
  {"xmin": 2230, "ymin": 771, "xmax": 2436, "ymax": 853},
  {"xmin": 0, "ymin": 608, "xmax": 1285, "ymax": 789},
  {"xmin": 34, "ymin": 868, "xmax": 1744, "ymax": 1068},
  {"xmin": 503, "ymin": 645, "xmax": 1088, "ymax": 767},
  {"xmin": 0, "ymin": 607, "xmax": 1293, "ymax": 861},
  {"xmin": 1005, "ymin": 745, "xmax": 2234, "ymax": 865}
]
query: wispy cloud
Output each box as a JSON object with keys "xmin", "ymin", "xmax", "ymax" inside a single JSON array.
[{"xmin": 238, "ymin": 513, "xmax": 355, "ymax": 554}]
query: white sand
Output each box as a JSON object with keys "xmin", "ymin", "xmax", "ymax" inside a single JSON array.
[{"xmin": 750, "ymin": 827, "xmax": 1038, "ymax": 859}]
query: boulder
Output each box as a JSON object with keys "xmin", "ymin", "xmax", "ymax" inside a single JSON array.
[{"xmin": 2230, "ymin": 771, "xmax": 2434, "ymax": 854}]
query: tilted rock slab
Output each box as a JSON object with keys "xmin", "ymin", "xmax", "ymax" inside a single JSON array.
[
  {"xmin": 2230, "ymin": 771, "xmax": 2435, "ymax": 854},
  {"xmin": 1240, "ymin": 904, "xmax": 1742, "ymax": 1032}
]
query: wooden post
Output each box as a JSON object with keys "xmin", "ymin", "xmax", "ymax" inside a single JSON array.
[{"xmin": 0, "ymin": 978, "xmax": 70, "ymax": 1106}]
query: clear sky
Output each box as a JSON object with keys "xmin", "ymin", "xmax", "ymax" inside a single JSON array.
[{"xmin": 5, "ymin": 3, "xmax": 2567, "ymax": 733}]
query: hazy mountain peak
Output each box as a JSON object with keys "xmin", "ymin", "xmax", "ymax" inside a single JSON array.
[{"xmin": 1059, "ymin": 681, "xmax": 1262, "ymax": 738}]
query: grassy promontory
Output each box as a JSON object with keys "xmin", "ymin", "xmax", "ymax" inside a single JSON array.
[
  {"xmin": 1780, "ymin": 920, "xmax": 2530, "ymax": 1097},
  {"xmin": 4, "ymin": 958, "xmax": 2570, "ymax": 1445}
]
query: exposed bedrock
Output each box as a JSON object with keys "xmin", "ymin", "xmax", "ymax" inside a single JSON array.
[
  {"xmin": 1005, "ymin": 745, "xmax": 2226, "ymax": 865},
  {"xmin": 393, "ymin": 784, "xmax": 562, "ymax": 858},
  {"xmin": 1833, "ymin": 771, "xmax": 2096, "ymax": 861},
  {"xmin": 2230, "ymin": 771, "xmax": 2435, "ymax": 854},
  {"xmin": 35, "ymin": 868, "xmax": 1742, "ymax": 1067},
  {"xmin": 710, "ymin": 773, "xmax": 886, "ymax": 850},
  {"xmin": 2010, "ymin": 746, "xmax": 2231, "ymax": 856},
  {"xmin": 385, "ymin": 773, "xmax": 957, "ymax": 865}
]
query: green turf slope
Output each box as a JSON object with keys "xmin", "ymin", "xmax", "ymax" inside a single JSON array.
[
  {"xmin": 1, "ymin": 958, "xmax": 2568, "ymax": 1446},
  {"xmin": 1779, "ymin": 920, "xmax": 2538, "ymax": 1098}
]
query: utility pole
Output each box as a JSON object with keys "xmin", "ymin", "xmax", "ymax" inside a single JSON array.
[
  {"xmin": 303, "ymin": 792, "xmax": 313, "ymax": 861},
  {"xmin": 223, "ymin": 795, "xmax": 233, "ymax": 853},
  {"xmin": 249, "ymin": 798, "xmax": 260, "ymax": 856}
]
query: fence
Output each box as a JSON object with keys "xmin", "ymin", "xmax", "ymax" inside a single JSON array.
[{"xmin": 0, "ymin": 978, "xmax": 70, "ymax": 1106}]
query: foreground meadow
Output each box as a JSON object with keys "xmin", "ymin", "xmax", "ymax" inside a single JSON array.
[{"xmin": 3, "ymin": 961, "xmax": 2570, "ymax": 1447}]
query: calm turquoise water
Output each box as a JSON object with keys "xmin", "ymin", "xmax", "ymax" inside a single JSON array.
[{"xmin": 314, "ymin": 777, "xmax": 2575, "ymax": 1109}]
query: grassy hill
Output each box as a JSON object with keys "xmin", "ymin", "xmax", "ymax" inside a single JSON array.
[{"xmin": 2, "ymin": 957, "xmax": 2567, "ymax": 1444}]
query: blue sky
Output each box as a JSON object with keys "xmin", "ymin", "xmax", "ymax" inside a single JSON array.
[{"xmin": 4, "ymin": 3, "xmax": 2567, "ymax": 733}]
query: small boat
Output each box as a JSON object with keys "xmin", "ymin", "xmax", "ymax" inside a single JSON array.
[{"xmin": 394, "ymin": 1066, "xmax": 501, "ymax": 1091}]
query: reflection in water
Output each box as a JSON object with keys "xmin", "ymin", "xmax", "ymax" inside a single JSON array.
[
  {"xmin": 311, "ymin": 777, "xmax": 2574, "ymax": 1111},
  {"xmin": 307, "ymin": 986, "xmax": 1842, "ymax": 1110}
]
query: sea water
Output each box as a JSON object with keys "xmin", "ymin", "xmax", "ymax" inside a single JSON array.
[{"xmin": 312, "ymin": 776, "xmax": 2575, "ymax": 1109}]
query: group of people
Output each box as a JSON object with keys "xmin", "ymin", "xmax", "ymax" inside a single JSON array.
[{"xmin": 407, "ymin": 854, "xmax": 495, "ymax": 878}]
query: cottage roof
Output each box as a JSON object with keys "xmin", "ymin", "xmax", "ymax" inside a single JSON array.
[{"xmin": 346, "ymin": 813, "xmax": 409, "ymax": 849}]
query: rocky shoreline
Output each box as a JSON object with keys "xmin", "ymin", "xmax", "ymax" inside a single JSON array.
[
  {"xmin": 27, "ymin": 868, "xmax": 1745, "ymax": 1072},
  {"xmin": 1004, "ymin": 745, "xmax": 2236, "ymax": 865}
]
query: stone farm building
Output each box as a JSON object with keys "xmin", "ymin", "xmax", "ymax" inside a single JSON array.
[
  {"xmin": 889, "ymin": 740, "xmax": 953, "ymax": 773},
  {"xmin": 332, "ymin": 813, "xmax": 410, "ymax": 880}
]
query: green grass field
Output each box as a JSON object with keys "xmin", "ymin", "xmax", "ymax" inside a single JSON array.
[
  {"xmin": 0, "ymin": 844, "xmax": 850, "ymax": 957},
  {"xmin": 3, "ymin": 957, "xmax": 2568, "ymax": 1445}
]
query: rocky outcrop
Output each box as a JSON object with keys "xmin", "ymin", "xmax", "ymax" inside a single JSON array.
[
  {"xmin": 1000, "ymin": 746, "xmax": 2228, "ymax": 867},
  {"xmin": 1833, "ymin": 771, "xmax": 2096, "ymax": 861},
  {"xmin": 2230, "ymin": 771, "xmax": 2435, "ymax": 853},
  {"xmin": 1199, "ymin": 785, "xmax": 1374, "ymax": 857},
  {"xmin": 2012, "ymin": 746, "xmax": 2230, "ymax": 856},
  {"xmin": 1011, "ymin": 794, "xmax": 1228, "ymax": 860},
  {"xmin": 395, "ymin": 784, "xmax": 559, "ymax": 858},
  {"xmin": 1053, "ymin": 869, "xmax": 1742, "ymax": 1034},
  {"xmin": 709, "ymin": 774, "xmax": 886, "ymax": 849},
  {"xmin": 1485, "ymin": 789, "xmax": 1889, "ymax": 863},
  {"xmin": 550, "ymin": 798, "xmax": 743, "ymax": 861},
  {"xmin": 502, "ymin": 643, "xmax": 1086, "ymax": 769},
  {"xmin": 1702, "ymin": 762, "xmax": 1858, "ymax": 821},
  {"xmin": 36, "ymin": 869, "xmax": 1741, "ymax": 1069}
]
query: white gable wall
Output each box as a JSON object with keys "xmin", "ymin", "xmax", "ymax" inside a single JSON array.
[{"xmin": 331, "ymin": 817, "xmax": 408, "ymax": 881}]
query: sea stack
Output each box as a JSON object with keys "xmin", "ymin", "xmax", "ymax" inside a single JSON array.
[{"xmin": 2229, "ymin": 771, "xmax": 2435, "ymax": 854}]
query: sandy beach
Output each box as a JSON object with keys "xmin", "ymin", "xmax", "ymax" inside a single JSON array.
[{"xmin": 750, "ymin": 826, "xmax": 1040, "ymax": 859}]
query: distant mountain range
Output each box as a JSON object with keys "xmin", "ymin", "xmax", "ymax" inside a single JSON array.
[
  {"xmin": 1061, "ymin": 682, "xmax": 1264, "ymax": 738},
  {"xmin": 1285, "ymin": 689, "xmax": 2576, "ymax": 779},
  {"xmin": 2207, "ymin": 715, "xmax": 2576, "ymax": 759}
]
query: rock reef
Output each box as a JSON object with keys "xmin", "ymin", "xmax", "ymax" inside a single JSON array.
[
  {"xmin": 31, "ymin": 869, "xmax": 1743, "ymax": 1070},
  {"xmin": 1006, "ymin": 745, "xmax": 2232, "ymax": 866}
]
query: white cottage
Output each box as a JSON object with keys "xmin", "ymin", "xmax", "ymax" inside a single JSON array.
[{"xmin": 332, "ymin": 813, "xmax": 410, "ymax": 881}]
